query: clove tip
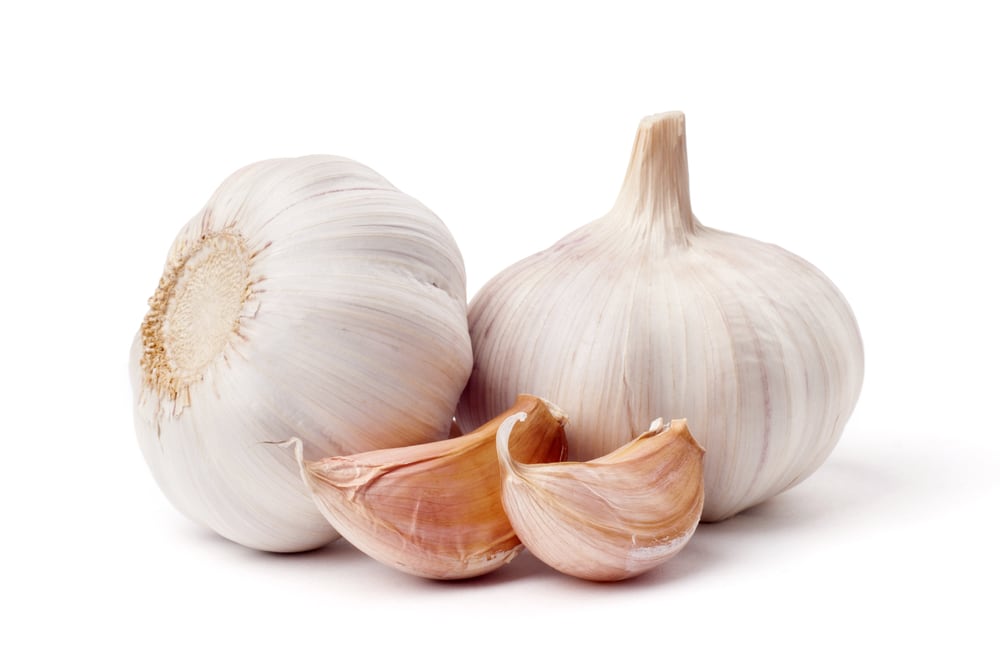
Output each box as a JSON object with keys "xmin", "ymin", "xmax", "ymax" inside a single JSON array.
[{"xmin": 268, "ymin": 436, "xmax": 307, "ymax": 465}]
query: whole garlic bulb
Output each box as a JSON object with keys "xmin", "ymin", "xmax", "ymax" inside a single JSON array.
[
  {"xmin": 457, "ymin": 112, "xmax": 864, "ymax": 521},
  {"xmin": 130, "ymin": 155, "xmax": 472, "ymax": 552}
]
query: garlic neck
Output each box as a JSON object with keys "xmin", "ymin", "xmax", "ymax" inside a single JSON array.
[{"xmin": 610, "ymin": 111, "xmax": 697, "ymax": 247}]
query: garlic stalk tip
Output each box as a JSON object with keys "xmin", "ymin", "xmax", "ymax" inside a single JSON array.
[{"xmin": 613, "ymin": 110, "xmax": 695, "ymax": 244}]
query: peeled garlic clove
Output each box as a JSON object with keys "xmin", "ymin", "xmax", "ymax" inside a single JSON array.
[
  {"xmin": 459, "ymin": 112, "xmax": 864, "ymax": 521},
  {"xmin": 130, "ymin": 156, "xmax": 473, "ymax": 552},
  {"xmin": 295, "ymin": 395, "xmax": 567, "ymax": 579},
  {"xmin": 497, "ymin": 415, "xmax": 704, "ymax": 582}
]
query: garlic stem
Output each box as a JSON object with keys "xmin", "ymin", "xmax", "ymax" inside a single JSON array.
[{"xmin": 611, "ymin": 111, "xmax": 697, "ymax": 246}]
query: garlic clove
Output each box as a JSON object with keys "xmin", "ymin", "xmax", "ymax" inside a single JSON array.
[
  {"xmin": 293, "ymin": 395, "xmax": 568, "ymax": 580},
  {"xmin": 496, "ymin": 415, "xmax": 705, "ymax": 582}
]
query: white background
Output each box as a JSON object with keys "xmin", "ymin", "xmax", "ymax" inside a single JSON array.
[{"xmin": 2, "ymin": 1, "xmax": 997, "ymax": 666}]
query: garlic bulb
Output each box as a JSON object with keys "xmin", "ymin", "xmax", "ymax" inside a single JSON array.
[
  {"xmin": 293, "ymin": 395, "xmax": 567, "ymax": 579},
  {"xmin": 457, "ymin": 112, "xmax": 864, "ymax": 521},
  {"xmin": 130, "ymin": 155, "xmax": 472, "ymax": 552},
  {"xmin": 497, "ymin": 415, "xmax": 704, "ymax": 582}
]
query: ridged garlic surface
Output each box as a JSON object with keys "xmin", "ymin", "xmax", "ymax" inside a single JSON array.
[
  {"xmin": 130, "ymin": 156, "xmax": 472, "ymax": 552},
  {"xmin": 458, "ymin": 112, "xmax": 864, "ymax": 521}
]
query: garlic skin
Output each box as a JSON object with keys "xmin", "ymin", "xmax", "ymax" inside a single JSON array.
[
  {"xmin": 497, "ymin": 415, "xmax": 704, "ymax": 582},
  {"xmin": 130, "ymin": 156, "xmax": 472, "ymax": 552},
  {"xmin": 294, "ymin": 395, "xmax": 567, "ymax": 579},
  {"xmin": 458, "ymin": 112, "xmax": 864, "ymax": 521}
]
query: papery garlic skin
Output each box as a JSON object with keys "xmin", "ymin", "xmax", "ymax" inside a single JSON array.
[
  {"xmin": 497, "ymin": 416, "xmax": 704, "ymax": 582},
  {"xmin": 458, "ymin": 112, "xmax": 863, "ymax": 522},
  {"xmin": 295, "ymin": 395, "xmax": 567, "ymax": 579},
  {"xmin": 130, "ymin": 156, "xmax": 472, "ymax": 552}
]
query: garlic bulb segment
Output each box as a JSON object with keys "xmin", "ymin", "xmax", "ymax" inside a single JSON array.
[
  {"xmin": 130, "ymin": 156, "xmax": 473, "ymax": 552},
  {"xmin": 294, "ymin": 395, "xmax": 567, "ymax": 579},
  {"xmin": 497, "ymin": 415, "xmax": 704, "ymax": 582},
  {"xmin": 458, "ymin": 112, "xmax": 864, "ymax": 521}
]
